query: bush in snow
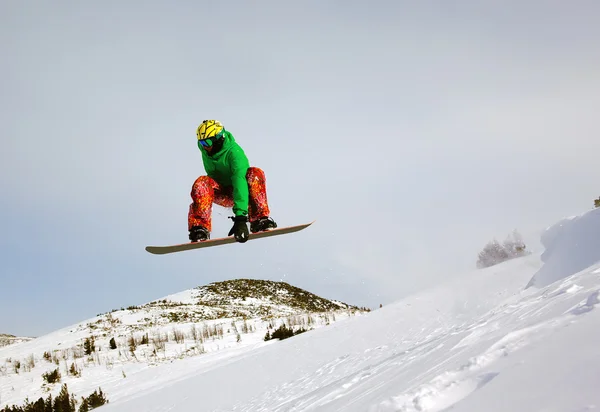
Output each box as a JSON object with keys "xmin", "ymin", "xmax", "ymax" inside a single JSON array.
[
  {"xmin": 264, "ymin": 324, "xmax": 308, "ymax": 341},
  {"xmin": 78, "ymin": 388, "xmax": 108, "ymax": 411},
  {"xmin": 594, "ymin": 196, "xmax": 600, "ymax": 208},
  {"xmin": 83, "ymin": 336, "xmax": 95, "ymax": 356},
  {"xmin": 12, "ymin": 360, "xmax": 21, "ymax": 374},
  {"xmin": 128, "ymin": 336, "xmax": 137, "ymax": 354},
  {"xmin": 69, "ymin": 363, "xmax": 81, "ymax": 377},
  {"xmin": 42, "ymin": 368, "xmax": 61, "ymax": 384},
  {"xmin": 476, "ymin": 230, "xmax": 530, "ymax": 269},
  {"xmin": 0, "ymin": 383, "xmax": 107, "ymax": 412}
]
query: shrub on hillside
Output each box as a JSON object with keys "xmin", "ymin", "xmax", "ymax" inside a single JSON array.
[
  {"xmin": 128, "ymin": 336, "xmax": 137, "ymax": 354},
  {"xmin": 68, "ymin": 363, "xmax": 81, "ymax": 378},
  {"xmin": 0, "ymin": 384, "xmax": 107, "ymax": 412},
  {"xmin": 476, "ymin": 230, "xmax": 530, "ymax": 269},
  {"xmin": 594, "ymin": 196, "xmax": 600, "ymax": 208},
  {"xmin": 83, "ymin": 337, "xmax": 95, "ymax": 356},
  {"xmin": 264, "ymin": 324, "xmax": 308, "ymax": 341},
  {"xmin": 42, "ymin": 368, "xmax": 61, "ymax": 384},
  {"xmin": 78, "ymin": 388, "xmax": 108, "ymax": 411}
]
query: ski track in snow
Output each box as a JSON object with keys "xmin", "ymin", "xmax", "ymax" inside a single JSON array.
[
  {"xmin": 375, "ymin": 278, "xmax": 600, "ymax": 412},
  {"xmin": 194, "ymin": 210, "xmax": 600, "ymax": 411},
  {"xmin": 223, "ymin": 262, "xmax": 600, "ymax": 412}
]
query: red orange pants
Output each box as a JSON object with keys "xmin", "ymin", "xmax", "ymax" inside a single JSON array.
[{"xmin": 188, "ymin": 167, "xmax": 271, "ymax": 232}]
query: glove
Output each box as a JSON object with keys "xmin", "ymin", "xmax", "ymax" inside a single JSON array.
[{"xmin": 228, "ymin": 215, "xmax": 249, "ymax": 243}]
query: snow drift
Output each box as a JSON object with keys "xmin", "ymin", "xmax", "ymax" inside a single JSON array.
[{"xmin": 526, "ymin": 207, "xmax": 600, "ymax": 288}]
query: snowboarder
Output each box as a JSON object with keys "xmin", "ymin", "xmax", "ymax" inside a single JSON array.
[{"xmin": 188, "ymin": 120, "xmax": 277, "ymax": 243}]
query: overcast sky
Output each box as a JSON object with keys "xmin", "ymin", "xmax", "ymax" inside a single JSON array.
[{"xmin": 2, "ymin": 1, "xmax": 599, "ymax": 337}]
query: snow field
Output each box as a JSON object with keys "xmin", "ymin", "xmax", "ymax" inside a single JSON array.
[{"xmin": 3, "ymin": 206, "xmax": 600, "ymax": 411}]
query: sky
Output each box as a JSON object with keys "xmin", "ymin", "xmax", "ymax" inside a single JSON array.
[{"xmin": 1, "ymin": 1, "xmax": 600, "ymax": 337}]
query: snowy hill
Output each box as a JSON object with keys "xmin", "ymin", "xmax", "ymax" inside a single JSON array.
[
  {"xmin": 0, "ymin": 335, "xmax": 33, "ymax": 348},
  {"xmin": 162, "ymin": 278, "xmax": 361, "ymax": 318},
  {"xmin": 0, "ymin": 280, "xmax": 367, "ymax": 410},
  {"xmin": 3, "ymin": 208, "xmax": 600, "ymax": 411}
]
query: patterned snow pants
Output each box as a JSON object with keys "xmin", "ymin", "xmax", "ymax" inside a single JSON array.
[{"xmin": 188, "ymin": 167, "xmax": 271, "ymax": 232}]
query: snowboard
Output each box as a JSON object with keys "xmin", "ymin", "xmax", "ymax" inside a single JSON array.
[{"xmin": 145, "ymin": 221, "xmax": 315, "ymax": 255}]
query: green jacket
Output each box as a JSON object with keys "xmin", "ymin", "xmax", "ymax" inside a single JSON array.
[{"xmin": 198, "ymin": 130, "xmax": 250, "ymax": 217}]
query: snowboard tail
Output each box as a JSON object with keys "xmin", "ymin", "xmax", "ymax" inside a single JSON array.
[{"xmin": 145, "ymin": 221, "xmax": 314, "ymax": 255}]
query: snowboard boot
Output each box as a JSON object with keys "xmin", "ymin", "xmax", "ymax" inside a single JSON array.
[
  {"xmin": 189, "ymin": 226, "xmax": 210, "ymax": 242},
  {"xmin": 250, "ymin": 217, "xmax": 277, "ymax": 233}
]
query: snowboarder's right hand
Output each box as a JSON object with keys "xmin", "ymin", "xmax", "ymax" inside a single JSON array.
[{"xmin": 228, "ymin": 215, "xmax": 249, "ymax": 243}]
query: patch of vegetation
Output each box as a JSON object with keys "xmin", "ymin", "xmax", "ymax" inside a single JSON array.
[
  {"xmin": 264, "ymin": 324, "xmax": 308, "ymax": 341},
  {"xmin": 0, "ymin": 334, "xmax": 33, "ymax": 348},
  {"xmin": 78, "ymin": 388, "xmax": 108, "ymax": 411},
  {"xmin": 83, "ymin": 336, "xmax": 95, "ymax": 356},
  {"xmin": 196, "ymin": 279, "xmax": 361, "ymax": 313},
  {"xmin": 0, "ymin": 384, "xmax": 107, "ymax": 412},
  {"xmin": 128, "ymin": 336, "xmax": 137, "ymax": 354},
  {"xmin": 172, "ymin": 328, "xmax": 185, "ymax": 344},
  {"xmin": 164, "ymin": 311, "xmax": 190, "ymax": 322},
  {"xmin": 42, "ymin": 368, "xmax": 61, "ymax": 384},
  {"xmin": 23, "ymin": 354, "xmax": 35, "ymax": 373},
  {"xmin": 144, "ymin": 300, "xmax": 191, "ymax": 309},
  {"xmin": 68, "ymin": 362, "xmax": 81, "ymax": 378},
  {"xmin": 476, "ymin": 229, "xmax": 530, "ymax": 269}
]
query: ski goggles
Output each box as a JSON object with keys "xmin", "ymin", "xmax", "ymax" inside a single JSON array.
[
  {"xmin": 199, "ymin": 138, "xmax": 213, "ymax": 147},
  {"xmin": 198, "ymin": 131, "xmax": 224, "ymax": 147}
]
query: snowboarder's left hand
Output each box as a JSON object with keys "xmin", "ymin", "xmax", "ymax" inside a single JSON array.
[{"xmin": 228, "ymin": 215, "xmax": 249, "ymax": 243}]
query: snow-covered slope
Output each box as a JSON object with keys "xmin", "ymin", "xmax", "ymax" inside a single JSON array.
[
  {"xmin": 3, "ymin": 208, "xmax": 600, "ymax": 412},
  {"xmin": 0, "ymin": 280, "xmax": 366, "ymax": 410},
  {"xmin": 0, "ymin": 335, "xmax": 33, "ymax": 348},
  {"xmin": 98, "ymin": 207, "xmax": 599, "ymax": 412}
]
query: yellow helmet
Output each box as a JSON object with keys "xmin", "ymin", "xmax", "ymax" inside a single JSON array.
[{"xmin": 197, "ymin": 119, "xmax": 224, "ymax": 141}]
